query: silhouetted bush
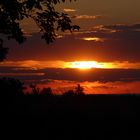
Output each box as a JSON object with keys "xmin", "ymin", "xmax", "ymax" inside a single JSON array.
[
  {"xmin": 75, "ymin": 84, "xmax": 85, "ymax": 95},
  {"xmin": 0, "ymin": 77, "xmax": 25, "ymax": 97},
  {"xmin": 63, "ymin": 84, "xmax": 85, "ymax": 97},
  {"xmin": 29, "ymin": 84, "xmax": 40, "ymax": 95},
  {"xmin": 63, "ymin": 90, "xmax": 76, "ymax": 97},
  {"xmin": 40, "ymin": 87, "xmax": 53, "ymax": 96},
  {"xmin": 0, "ymin": 39, "xmax": 8, "ymax": 62}
]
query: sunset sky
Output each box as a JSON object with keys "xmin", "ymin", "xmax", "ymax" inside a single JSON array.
[{"xmin": 1, "ymin": 0, "xmax": 140, "ymax": 94}]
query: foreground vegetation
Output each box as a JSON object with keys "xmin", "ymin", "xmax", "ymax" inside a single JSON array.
[{"xmin": 1, "ymin": 77, "xmax": 140, "ymax": 139}]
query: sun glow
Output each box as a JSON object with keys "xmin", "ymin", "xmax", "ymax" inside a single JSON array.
[{"xmin": 69, "ymin": 61, "xmax": 103, "ymax": 69}]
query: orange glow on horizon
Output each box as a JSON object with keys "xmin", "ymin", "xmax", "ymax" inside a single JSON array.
[
  {"xmin": 1, "ymin": 60, "xmax": 140, "ymax": 70},
  {"xmin": 67, "ymin": 61, "xmax": 110, "ymax": 69}
]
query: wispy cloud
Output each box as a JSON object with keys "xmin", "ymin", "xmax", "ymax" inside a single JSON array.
[
  {"xmin": 63, "ymin": 8, "xmax": 76, "ymax": 12},
  {"xmin": 37, "ymin": 80, "xmax": 140, "ymax": 94},
  {"xmin": 93, "ymin": 23, "xmax": 140, "ymax": 33},
  {"xmin": 103, "ymin": 24, "xmax": 140, "ymax": 31},
  {"xmin": 0, "ymin": 73, "xmax": 44, "ymax": 76},
  {"xmin": 0, "ymin": 60, "xmax": 67, "ymax": 69},
  {"xmin": 81, "ymin": 37, "xmax": 105, "ymax": 42},
  {"xmin": 72, "ymin": 15, "xmax": 102, "ymax": 20}
]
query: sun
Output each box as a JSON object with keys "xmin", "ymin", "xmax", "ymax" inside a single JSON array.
[{"xmin": 70, "ymin": 61, "xmax": 102, "ymax": 69}]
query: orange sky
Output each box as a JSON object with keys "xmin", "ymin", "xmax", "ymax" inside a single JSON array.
[
  {"xmin": 29, "ymin": 81, "xmax": 140, "ymax": 95},
  {"xmin": 1, "ymin": 0, "xmax": 140, "ymax": 94},
  {"xmin": 1, "ymin": 60, "xmax": 140, "ymax": 69}
]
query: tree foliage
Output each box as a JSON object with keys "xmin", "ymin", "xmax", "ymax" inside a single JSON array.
[
  {"xmin": 0, "ymin": 77, "xmax": 25, "ymax": 97},
  {"xmin": 0, "ymin": 0, "xmax": 79, "ymax": 61},
  {"xmin": 0, "ymin": 39, "xmax": 8, "ymax": 61}
]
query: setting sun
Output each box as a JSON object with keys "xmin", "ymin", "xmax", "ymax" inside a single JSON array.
[{"xmin": 69, "ymin": 61, "xmax": 103, "ymax": 69}]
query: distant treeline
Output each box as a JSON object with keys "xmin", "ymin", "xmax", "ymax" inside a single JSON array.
[{"xmin": 0, "ymin": 77, "xmax": 85, "ymax": 97}]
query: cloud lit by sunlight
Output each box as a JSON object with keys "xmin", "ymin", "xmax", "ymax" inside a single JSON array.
[
  {"xmin": 65, "ymin": 61, "xmax": 140, "ymax": 69},
  {"xmin": 36, "ymin": 80, "xmax": 140, "ymax": 94},
  {"xmin": 66, "ymin": 61, "xmax": 104, "ymax": 69},
  {"xmin": 1, "ymin": 60, "xmax": 140, "ymax": 70},
  {"xmin": 63, "ymin": 8, "xmax": 76, "ymax": 12},
  {"xmin": 72, "ymin": 15, "xmax": 102, "ymax": 20},
  {"xmin": 81, "ymin": 37, "xmax": 104, "ymax": 42}
]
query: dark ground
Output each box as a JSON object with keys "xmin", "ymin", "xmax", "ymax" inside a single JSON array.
[{"xmin": 2, "ymin": 94, "xmax": 140, "ymax": 140}]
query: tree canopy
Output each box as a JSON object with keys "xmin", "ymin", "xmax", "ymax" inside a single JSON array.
[{"xmin": 0, "ymin": 0, "xmax": 79, "ymax": 61}]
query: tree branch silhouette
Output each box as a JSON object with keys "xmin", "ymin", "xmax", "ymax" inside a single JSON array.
[{"xmin": 0, "ymin": 0, "xmax": 80, "ymax": 61}]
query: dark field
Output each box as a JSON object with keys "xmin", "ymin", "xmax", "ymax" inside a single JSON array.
[{"xmin": 2, "ymin": 93, "xmax": 140, "ymax": 140}]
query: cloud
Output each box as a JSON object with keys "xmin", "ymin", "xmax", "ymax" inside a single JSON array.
[
  {"xmin": 72, "ymin": 15, "xmax": 102, "ymax": 20},
  {"xmin": 93, "ymin": 24, "xmax": 140, "ymax": 35},
  {"xmin": 103, "ymin": 24, "xmax": 140, "ymax": 31},
  {"xmin": 0, "ymin": 73, "xmax": 44, "ymax": 76},
  {"xmin": 1, "ymin": 66, "xmax": 140, "ymax": 82},
  {"xmin": 34, "ymin": 80, "xmax": 140, "ymax": 94},
  {"xmin": 81, "ymin": 37, "xmax": 105, "ymax": 42},
  {"xmin": 63, "ymin": 8, "xmax": 76, "ymax": 12},
  {"xmin": 88, "ymin": 81, "xmax": 140, "ymax": 94},
  {"xmin": 0, "ymin": 60, "xmax": 67, "ymax": 69},
  {"xmin": 1, "ymin": 66, "xmax": 140, "ymax": 94}
]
